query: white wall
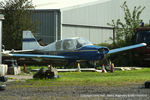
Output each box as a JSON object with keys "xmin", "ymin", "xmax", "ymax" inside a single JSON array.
[
  {"xmin": 62, "ymin": 0, "xmax": 112, "ymax": 27},
  {"xmin": 62, "ymin": 26, "xmax": 113, "ymax": 44},
  {"xmin": 62, "ymin": 0, "xmax": 150, "ymax": 26},
  {"xmin": 61, "ymin": 0, "xmax": 150, "ymax": 44}
]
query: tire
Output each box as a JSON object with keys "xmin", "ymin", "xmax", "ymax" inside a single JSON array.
[
  {"xmin": 0, "ymin": 84, "xmax": 6, "ymax": 90},
  {"xmin": 145, "ymin": 81, "xmax": 150, "ymax": 88}
]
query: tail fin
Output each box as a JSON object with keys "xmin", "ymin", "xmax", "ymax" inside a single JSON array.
[{"xmin": 22, "ymin": 31, "xmax": 43, "ymax": 50}]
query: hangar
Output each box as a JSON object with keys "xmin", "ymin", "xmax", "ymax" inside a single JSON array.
[{"xmin": 32, "ymin": 0, "xmax": 150, "ymax": 44}]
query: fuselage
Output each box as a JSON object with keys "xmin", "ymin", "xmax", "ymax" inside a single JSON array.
[
  {"xmin": 58, "ymin": 45, "xmax": 109, "ymax": 61},
  {"xmin": 22, "ymin": 31, "xmax": 110, "ymax": 61},
  {"xmin": 34, "ymin": 37, "xmax": 109, "ymax": 61}
]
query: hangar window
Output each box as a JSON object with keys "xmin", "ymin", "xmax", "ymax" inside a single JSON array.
[{"xmin": 63, "ymin": 39, "xmax": 76, "ymax": 50}]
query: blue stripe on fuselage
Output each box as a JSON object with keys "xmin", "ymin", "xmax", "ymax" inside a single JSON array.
[
  {"xmin": 80, "ymin": 45, "xmax": 108, "ymax": 50},
  {"xmin": 58, "ymin": 50, "xmax": 103, "ymax": 60},
  {"xmin": 57, "ymin": 45, "xmax": 109, "ymax": 61},
  {"xmin": 30, "ymin": 45, "xmax": 109, "ymax": 61},
  {"xmin": 23, "ymin": 38, "xmax": 36, "ymax": 42}
]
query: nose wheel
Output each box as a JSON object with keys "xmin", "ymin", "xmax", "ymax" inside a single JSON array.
[{"xmin": 99, "ymin": 57, "xmax": 114, "ymax": 72}]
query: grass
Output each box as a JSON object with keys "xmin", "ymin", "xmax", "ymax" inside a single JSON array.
[
  {"xmin": 20, "ymin": 65, "xmax": 48, "ymax": 71},
  {"xmin": 19, "ymin": 67, "xmax": 150, "ymax": 87}
]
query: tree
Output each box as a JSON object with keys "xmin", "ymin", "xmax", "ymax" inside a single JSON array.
[
  {"xmin": 0, "ymin": 0, "xmax": 36, "ymax": 50},
  {"xmin": 108, "ymin": 1, "xmax": 145, "ymax": 46},
  {"xmin": 107, "ymin": 1, "xmax": 145, "ymax": 66}
]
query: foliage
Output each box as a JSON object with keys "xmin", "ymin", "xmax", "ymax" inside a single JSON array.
[
  {"xmin": 97, "ymin": 42, "xmax": 141, "ymax": 66},
  {"xmin": 107, "ymin": 2, "xmax": 145, "ymax": 66},
  {"xmin": 96, "ymin": 43, "xmax": 112, "ymax": 48},
  {"xmin": 107, "ymin": 1, "xmax": 145, "ymax": 46},
  {"xmin": 0, "ymin": 0, "xmax": 36, "ymax": 50}
]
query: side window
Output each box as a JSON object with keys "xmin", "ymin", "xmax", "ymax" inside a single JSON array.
[
  {"xmin": 76, "ymin": 41, "xmax": 82, "ymax": 48},
  {"xmin": 63, "ymin": 40, "xmax": 76, "ymax": 50},
  {"xmin": 56, "ymin": 40, "xmax": 62, "ymax": 51}
]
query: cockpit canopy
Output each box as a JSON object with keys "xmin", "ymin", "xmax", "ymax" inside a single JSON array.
[{"xmin": 55, "ymin": 37, "xmax": 92, "ymax": 51}]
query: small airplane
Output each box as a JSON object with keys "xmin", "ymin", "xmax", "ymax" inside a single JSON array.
[{"xmin": 3, "ymin": 31, "xmax": 147, "ymax": 69}]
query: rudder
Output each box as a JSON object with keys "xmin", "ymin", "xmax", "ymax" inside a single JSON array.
[{"xmin": 22, "ymin": 31, "xmax": 42, "ymax": 50}]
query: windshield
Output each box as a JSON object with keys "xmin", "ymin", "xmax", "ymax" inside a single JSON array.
[
  {"xmin": 76, "ymin": 38, "xmax": 92, "ymax": 48},
  {"xmin": 136, "ymin": 31, "xmax": 150, "ymax": 44}
]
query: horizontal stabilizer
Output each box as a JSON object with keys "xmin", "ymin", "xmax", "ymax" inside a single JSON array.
[{"xmin": 108, "ymin": 43, "xmax": 147, "ymax": 54}]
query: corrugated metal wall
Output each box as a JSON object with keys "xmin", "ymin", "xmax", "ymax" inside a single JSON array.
[{"xmin": 32, "ymin": 10, "xmax": 61, "ymax": 44}]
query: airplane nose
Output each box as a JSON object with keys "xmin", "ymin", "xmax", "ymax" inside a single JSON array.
[
  {"xmin": 98, "ymin": 48, "xmax": 109, "ymax": 54},
  {"xmin": 98, "ymin": 48, "xmax": 105, "ymax": 54}
]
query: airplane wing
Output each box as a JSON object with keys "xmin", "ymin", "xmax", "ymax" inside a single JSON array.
[
  {"xmin": 3, "ymin": 43, "xmax": 146, "ymax": 61},
  {"xmin": 7, "ymin": 53, "xmax": 76, "ymax": 59},
  {"xmin": 108, "ymin": 43, "xmax": 146, "ymax": 54}
]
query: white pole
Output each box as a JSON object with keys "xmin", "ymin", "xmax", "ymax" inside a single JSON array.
[
  {"xmin": 0, "ymin": 14, "xmax": 4, "ymax": 64},
  {"xmin": 0, "ymin": 20, "xmax": 2, "ymax": 64}
]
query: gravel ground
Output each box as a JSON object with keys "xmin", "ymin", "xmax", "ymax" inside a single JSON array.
[{"xmin": 0, "ymin": 81, "xmax": 150, "ymax": 100}]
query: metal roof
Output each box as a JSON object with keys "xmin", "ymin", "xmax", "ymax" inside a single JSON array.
[{"xmin": 32, "ymin": 0, "xmax": 110, "ymax": 10}]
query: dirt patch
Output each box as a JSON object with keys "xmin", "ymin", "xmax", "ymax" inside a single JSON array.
[
  {"xmin": 0, "ymin": 81, "xmax": 150, "ymax": 100},
  {"xmin": 0, "ymin": 75, "xmax": 149, "ymax": 100},
  {"xmin": 6, "ymin": 75, "xmax": 33, "ymax": 82}
]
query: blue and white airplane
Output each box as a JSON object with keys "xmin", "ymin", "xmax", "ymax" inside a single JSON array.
[{"xmin": 5, "ymin": 31, "xmax": 146, "ymax": 68}]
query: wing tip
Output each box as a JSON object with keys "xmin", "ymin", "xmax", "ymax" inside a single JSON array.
[
  {"xmin": 141, "ymin": 43, "xmax": 147, "ymax": 46},
  {"xmin": 142, "ymin": 43, "xmax": 147, "ymax": 46}
]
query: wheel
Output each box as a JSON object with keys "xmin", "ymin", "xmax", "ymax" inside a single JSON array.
[
  {"xmin": 100, "ymin": 57, "xmax": 113, "ymax": 72},
  {"xmin": 0, "ymin": 84, "xmax": 6, "ymax": 90},
  {"xmin": 145, "ymin": 81, "xmax": 150, "ymax": 88}
]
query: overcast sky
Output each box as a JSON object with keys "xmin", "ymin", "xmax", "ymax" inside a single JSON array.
[{"xmin": 0, "ymin": 0, "xmax": 108, "ymax": 9}]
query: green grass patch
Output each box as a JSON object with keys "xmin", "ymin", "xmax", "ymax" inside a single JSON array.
[
  {"xmin": 19, "ymin": 68, "xmax": 150, "ymax": 87},
  {"xmin": 20, "ymin": 65, "xmax": 48, "ymax": 71}
]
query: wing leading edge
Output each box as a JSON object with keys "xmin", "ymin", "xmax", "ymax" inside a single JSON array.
[{"xmin": 108, "ymin": 43, "xmax": 147, "ymax": 54}]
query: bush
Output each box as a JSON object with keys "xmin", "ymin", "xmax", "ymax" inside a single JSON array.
[{"xmin": 96, "ymin": 42, "xmax": 139, "ymax": 66}]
